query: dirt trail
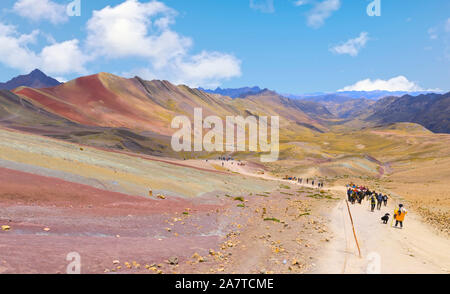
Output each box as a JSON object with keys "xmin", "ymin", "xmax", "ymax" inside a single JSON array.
[
  {"xmin": 212, "ymin": 160, "xmax": 345, "ymax": 193},
  {"xmin": 313, "ymin": 198, "xmax": 450, "ymax": 274},
  {"xmin": 202, "ymin": 160, "xmax": 450, "ymax": 274}
]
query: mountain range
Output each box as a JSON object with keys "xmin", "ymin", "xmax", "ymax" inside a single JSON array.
[
  {"xmin": 0, "ymin": 71, "xmax": 333, "ymax": 157},
  {"xmin": 0, "ymin": 69, "xmax": 449, "ymax": 159},
  {"xmin": 199, "ymin": 86, "xmax": 264, "ymax": 98},
  {"xmin": 362, "ymin": 92, "xmax": 450, "ymax": 134}
]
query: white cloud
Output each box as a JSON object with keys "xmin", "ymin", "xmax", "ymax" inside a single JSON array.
[
  {"xmin": 54, "ymin": 77, "xmax": 67, "ymax": 83},
  {"xmin": 307, "ymin": 0, "xmax": 340, "ymax": 28},
  {"xmin": 13, "ymin": 0, "xmax": 68, "ymax": 24},
  {"xmin": 86, "ymin": 0, "xmax": 190, "ymax": 65},
  {"xmin": 0, "ymin": 22, "xmax": 88, "ymax": 75},
  {"xmin": 293, "ymin": 0, "xmax": 309, "ymax": 7},
  {"xmin": 40, "ymin": 40, "xmax": 89, "ymax": 74},
  {"xmin": 250, "ymin": 0, "xmax": 275, "ymax": 13},
  {"xmin": 87, "ymin": 0, "xmax": 242, "ymax": 87},
  {"xmin": 330, "ymin": 32, "xmax": 369, "ymax": 57},
  {"xmin": 174, "ymin": 51, "xmax": 242, "ymax": 87},
  {"xmin": 428, "ymin": 27, "xmax": 438, "ymax": 40},
  {"xmin": 124, "ymin": 51, "xmax": 242, "ymax": 88},
  {"xmin": 427, "ymin": 19, "xmax": 450, "ymax": 62},
  {"xmin": 2, "ymin": 0, "xmax": 241, "ymax": 87},
  {"xmin": 0, "ymin": 23, "xmax": 40, "ymax": 72},
  {"xmin": 338, "ymin": 76, "xmax": 438, "ymax": 92}
]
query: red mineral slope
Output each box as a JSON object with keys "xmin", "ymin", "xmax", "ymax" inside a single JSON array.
[
  {"xmin": 13, "ymin": 72, "xmax": 327, "ymax": 137},
  {"xmin": 13, "ymin": 73, "xmax": 176, "ymax": 135},
  {"xmin": 0, "ymin": 166, "xmax": 220, "ymax": 214}
]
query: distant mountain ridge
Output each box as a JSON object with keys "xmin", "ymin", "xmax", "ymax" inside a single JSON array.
[
  {"xmin": 198, "ymin": 86, "xmax": 447, "ymax": 121},
  {"xmin": 3, "ymin": 72, "xmax": 449, "ymax": 138},
  {"xmin": 198, "ymin": 86, "xmax": 264, "ymax": 98},
  {"xmin": 362, "ymin": 92, "xmax": 450, "ymax": 133},
  {"xmin": 0, "ymin": 69, "xmax": 61, "ymax": 90},
  {"xmin": 285, "ymin": 90, "xmax": 441, "ymax": 101}
]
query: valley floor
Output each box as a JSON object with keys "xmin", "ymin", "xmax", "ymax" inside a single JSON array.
[{"xmin": 0, "ymin": 128, "xmax": 449, "ymax": 274}]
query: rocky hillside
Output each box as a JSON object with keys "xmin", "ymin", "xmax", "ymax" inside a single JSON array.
[{"xmin": 363, "ymin": 92, "xmax": 450, "ymax": 133}]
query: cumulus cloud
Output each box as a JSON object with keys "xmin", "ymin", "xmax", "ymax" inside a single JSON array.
[
  {"xmin": 307, "ymin": 0, "xmax": 340, "ymax": 28},
  {"xmin": 88, "ymin": 0, "xmax": 241, "ymax": 87},
  {"xmin": 124, "ymin": 52, "xmax": 242, "ymax": 88},
  {"xmin": 13, "ymin": 0, "xmax": 68, "ymax": 24},
  {"xmin": 86, "ymin": 0, "xmax": 189, "ymax": 63},
  {"xmin": 0, "ymin": 22, "xmax": 88, "ymax": 75},
  {"xmin": 330, "ymin": 32, "xmax": 370, "ymax": 57},
  {"xmin": 173, "ymin": 51, "xmax": 242, "ymax": 87},
  {"xmin": 40, "ymin": 40, "xmax": 90, "ymax": 74},
  {"xmin": 2, "ymin": 0, "xmax": 241, "ymax": 87},
  {"xmin": 338, "ymin": 76, "xmax": 437, "ymax": 92},
  {"xmin": 250, "ymin": 0, "xmax": 275, "ymax": 13},
  {"xmin": 0, "ymin": 23, "xmax": 40, "ymax": 72}
]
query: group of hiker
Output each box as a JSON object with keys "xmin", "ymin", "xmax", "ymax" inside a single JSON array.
[
  {"xmin": 218, "ymin": 156, "xmax": 234, "ymax": 161},
  {"xmin": 217, "ymin": 156, "xmax": 241, "ymax": 167},
  {"xmin": 285, "ymin": 176, "xmax": 325, "ymax": 188},
  {"xmin": 346, "ymin": 184, "xmax": 388, "ymax": 209},
  {"xmin": 346, "ymin": 183, "xmax": 408, "ymax": 228}
]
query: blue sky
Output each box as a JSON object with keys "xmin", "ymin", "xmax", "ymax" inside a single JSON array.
[{"xmin": 0, "ymin": 0, "xmax": 448, "ymax": 93}]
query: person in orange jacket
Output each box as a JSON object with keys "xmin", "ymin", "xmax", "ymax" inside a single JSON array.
[{"xmin": 394, "ymin": 204, "xmax": 408, "ymax": 228}]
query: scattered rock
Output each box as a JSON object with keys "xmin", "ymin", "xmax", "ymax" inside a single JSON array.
[{"xmin": 168, "ymin": 257, "xmax": 179, "ymax": 265}]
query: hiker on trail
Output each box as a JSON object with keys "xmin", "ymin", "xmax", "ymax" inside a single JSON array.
[
  {"xmin": 312, "ymin": 180, "xmax": 315, "ymax": 186},
  {"xmin": 370, "ymin": 195, "xmax": 376, "ymax": 212},
  {"xmin": 299, "ymin": 178, "xmax": 303, "ymax": 184},
  {"xmin": 351, "ymin": 191, "xmax": 357, "ymax": 204},
  {"xmin": 394, "ymin": 204, "xmax": 408, "ymax": 228},
  {"xmin": 358, "ymin": 191, "xmax": 364, "ymax": 204},
  {"xmin": 376, "ymin": 193, "xmax": 383, "ymax": 210},
  {"xmin": 383, "ymin": 194, "xmax": 389, "ymax": 207},
  {"xmin": 307, "ymin": 179, "xmax": 309, "ymax": 184},
  {"xmin": 347, "ymin": 188, "xmax": 352, "ymax": 202},
  {"xmin": 366, "ymin": 190, "xmax": 372, "ymax": 201}
]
